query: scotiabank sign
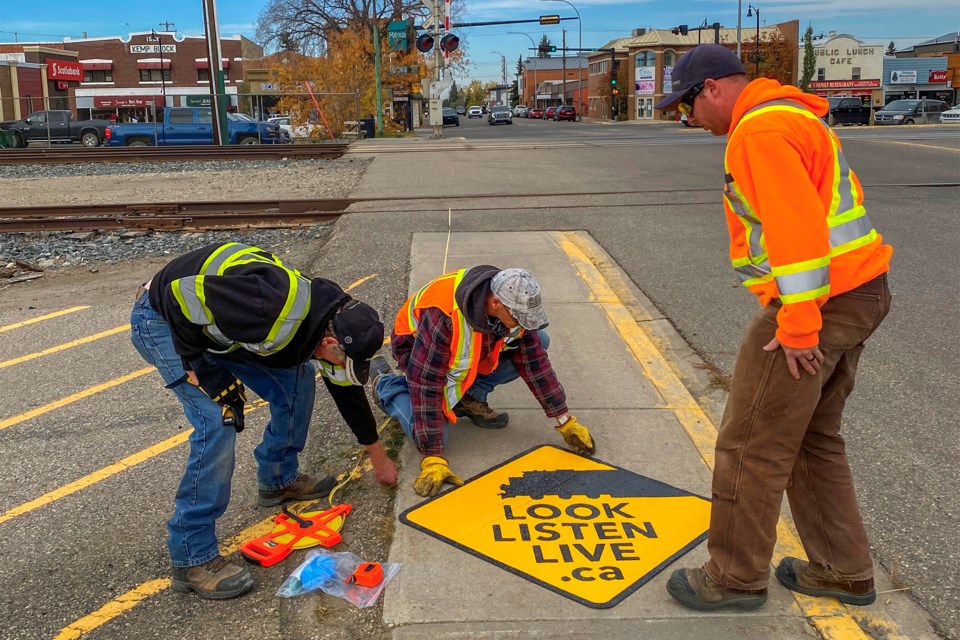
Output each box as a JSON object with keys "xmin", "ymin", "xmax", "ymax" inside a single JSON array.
[{"xmin": 47, "ymin": 60, "xmax": 83, "ymax": 81}]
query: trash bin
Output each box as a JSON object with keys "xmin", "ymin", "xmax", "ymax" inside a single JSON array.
[
  {"xmin": 359, "ymin": 118, "xmax": 376, "ymax": 139},
  {"xmin": 0, "ymin": 129, "xmax": 16, "ymax": 149}
]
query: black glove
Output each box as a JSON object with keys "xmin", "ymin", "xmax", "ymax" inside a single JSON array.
[{"xmin": 189, "ymin": 358, "xmax": 247, "ymax": 432}]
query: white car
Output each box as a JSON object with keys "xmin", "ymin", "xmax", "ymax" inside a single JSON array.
[
  {"xmin": 939, "ymin": 106, "xmax": 960, "ymax": 124},
  {"xmin": 267, "ymin": 116, "xmax": 320, "ymax": 138},
  {"xmin": 513, "ymin": 105, "xmax": 527, "ymax": 117},
  {"xmin": 467, "ymin": 106, "xmax": 482, "ymax": 118}
]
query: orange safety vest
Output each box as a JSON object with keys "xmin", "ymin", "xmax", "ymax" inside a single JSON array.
[{"xmin": 395, "ymin": 270, "xmax": 509, "ymax": 422}]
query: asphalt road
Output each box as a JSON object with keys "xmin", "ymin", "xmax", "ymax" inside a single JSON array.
[{"xmin": 0, "ymin": 120, "xmax": 957, "ymax": 639}]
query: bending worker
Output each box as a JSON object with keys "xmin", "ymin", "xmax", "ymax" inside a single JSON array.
[
  {"xmin": 130, "ymin": 242, "xmax": 397, "ymax": 600},
  {"xmin": 371, "ymin": 266, "xmax": 595, "ymax": 497},
  {"xmin": 656, "ymin": 45, "xmax": 892, "ymax": 611}
]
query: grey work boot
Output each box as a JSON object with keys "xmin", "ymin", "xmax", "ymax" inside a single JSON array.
[
  {"xmin": 171, "ymin": 555, "xmax": 255, "ymax": 600},
  {"xmin": 257, "ymin": 473, "xmax": 337, "ymax": 507},
  {"xmin": 775, "ymin": 557, "xmax": 876, "ymax": 606},
  {"xmin": 666, "ymin": 567, "xmax": 768, "ymax": 611},
  {"xmin": 453, "ymin": 393, "xmax": 509, "ymax": 429}
]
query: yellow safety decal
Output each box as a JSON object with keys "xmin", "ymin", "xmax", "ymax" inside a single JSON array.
[{"xmin": 401, "ymin": 445, "xmax": 710, "ymax": 608}]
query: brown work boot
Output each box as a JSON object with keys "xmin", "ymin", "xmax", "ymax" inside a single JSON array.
[
  {"xmin": 775, "ymin": 557, "xmax": 876, "ymax": 605},
  {"xmin": 171, "ymin": 555, "xmax": 254, "ymax": 600},
  {"xmin": 257, "ymin": 473, "xmax": 337, "ymax": 507},
  {"xmin": 453, "ymin": 393, "xmax": 509, "ymax": 429},
  {"xmin": 666, "ymin": 567, "xmax": 768, "ymax": 611}
]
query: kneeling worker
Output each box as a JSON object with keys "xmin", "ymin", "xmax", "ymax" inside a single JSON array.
[
  {"xmin": 371, "ymin": 266, "xmax": 595, "ymax": 497},
  {"xmin": 130, "ymin": 242, "xmax": 397, "ymax": 600}
]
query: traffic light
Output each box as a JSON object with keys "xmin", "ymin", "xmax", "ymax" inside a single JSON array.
[
  {"xmin": 538, "ymin": 44, "xmax": 557, "ymax": 54},
  {"xmin": 612, "ymin": 88, "xmax": 619, "ymax": 96},
  {"xmin": 539, "ymin": 14, "xmax": 561, "ymax": 25},
  {"xmin": 416, "ymin": 33, "xmax": 435, "ymax": 53},
  {"xmin": 671, "ymin": 25, "xmax": 689, "ymax": 36},
  {"xmin": 439, "ymin": 33, "xmax": 460, "ymax": 54}
]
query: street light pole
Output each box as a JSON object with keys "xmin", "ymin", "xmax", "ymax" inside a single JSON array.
[
  {"xmin": 747, "ymin": 4, "xmax": 760, "ymax": 76},
  {"xmin": 542, "ymin": 0, "xmax": 581, "ymax": 119},
  {"xmin": 736, "ymin": 0, "xmax": 742, "ymax": 57},
  {"xmin": 507, "ymin": 32, "xmax": 537, "ymax": 109},
  {"xmin": 149, "ymin": 29, "xmax": 167, "ymax": 119}
]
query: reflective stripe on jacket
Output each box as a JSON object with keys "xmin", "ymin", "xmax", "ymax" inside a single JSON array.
[
  {"xmin": 394, "ymin": 270, "xmax": 507, "ymax": 422},
  {"xmin": 170, "ymin": 242, "xmax": 311, "ymax": 355},
  {"xmin": 724, "ymin": 80, "xmax": 892, "ymax": 347}
]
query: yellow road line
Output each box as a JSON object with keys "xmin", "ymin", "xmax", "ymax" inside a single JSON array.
[
  {"xmin": 0, "ymin": 367, "xmax": 155, "ymax": 432},
  {"xmin": 53, "ymin": 578, "xmax": 174, "ymax": 640},
  {"xmin": 0, "ymin": 430, "xmax": 191, "ymax": 526},
  {"xmin": 0, "ymin": 306, "xmax": 89, "ymax": 333},
  {"xmin": 879, "ymin": 140, "xmax": 960, "ymax": 152},
  {"xmin": 346, "ymin": 274, "xmax": 377, "ymax": 290},
  {"xmin": 555, "ymin": 230, "xmax": 902, "ymax": 640},
  {"xmin": 0, "ymin": 325, "xmax": 129, "ymax": 369}
]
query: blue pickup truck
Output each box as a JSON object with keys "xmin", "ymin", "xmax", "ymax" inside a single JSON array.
[{"xmin": 104, "ymin": 107, "xmax": 289, "ymax": 146}]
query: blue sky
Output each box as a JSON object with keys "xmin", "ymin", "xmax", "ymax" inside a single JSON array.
[{"xmin": 1, "ymin": 1, "xmax": 957, "ymax": 82}]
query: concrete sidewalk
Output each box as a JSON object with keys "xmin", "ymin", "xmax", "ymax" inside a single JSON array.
[{"xmin": 381, "ymin": 231, "xmax": 935, "ymax": 640}]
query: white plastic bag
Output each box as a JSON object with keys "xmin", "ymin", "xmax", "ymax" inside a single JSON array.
[{"xmin": 276, "ymin": 548, "xmax": 400, "ymax": 608}]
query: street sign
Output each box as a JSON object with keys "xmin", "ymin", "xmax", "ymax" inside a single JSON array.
[{"xmin": 400, "ymin": 445, "xmax": 711, "ymax": 608}]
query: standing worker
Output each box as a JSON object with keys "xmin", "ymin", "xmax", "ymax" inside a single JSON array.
[
  {"xmin": 655, "ymin": 44, "xmax": 892, "ymax": 610},
  {"xmin": 370, "ymin": 266, "xmax": 596, "ymax": 497},
  {"xmin": 130, "ymin": 242, "xmax": 397, "ymax": 600}
]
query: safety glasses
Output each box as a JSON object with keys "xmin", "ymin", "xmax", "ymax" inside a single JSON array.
[{"xmin": 677, "ymin": 82, "xmax": 705, "ymax": 117}]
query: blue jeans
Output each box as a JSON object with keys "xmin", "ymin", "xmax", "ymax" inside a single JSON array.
[
  {"xmin": 376, "ymin": 331, "xmax": 550, "ymax": 445},
  {"xmin": 130, "ymin": 292, "xmax": 315, "ymax": 568}
]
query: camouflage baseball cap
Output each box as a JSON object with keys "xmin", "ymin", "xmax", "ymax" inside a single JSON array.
[{"xmin": 490, "ymin": 268, "xmax": 548, "ymax": 331}]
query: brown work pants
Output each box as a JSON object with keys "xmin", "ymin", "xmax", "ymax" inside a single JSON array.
[{"xmin": 704, "ymin": 274, "xmax": 891, "ymax": 590}]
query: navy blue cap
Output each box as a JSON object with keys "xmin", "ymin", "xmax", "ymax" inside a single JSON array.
[{"xmin": 655, "ymin": 44, "xmax": 746, "ymax": 110}]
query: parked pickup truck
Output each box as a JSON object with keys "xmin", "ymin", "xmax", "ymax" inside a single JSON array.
[
  {"xmin": 0, "ymin": 110, "xmax": 111, "ymax": 147},
  {"xmin": 824, "ymin": 97, "xmax": 872, "ymax": 126},
  {"xmin": 104, "ymin": 107, "xmax": 289, "ymax": 146}
]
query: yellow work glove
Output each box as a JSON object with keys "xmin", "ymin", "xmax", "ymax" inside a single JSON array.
[
  {"xmin": 413, "ymin": 456, "xmax": 464, "ymax": 497},
  {"xmin": 556, "ymin": 416, "xmax": 596, "ymax": 456}
]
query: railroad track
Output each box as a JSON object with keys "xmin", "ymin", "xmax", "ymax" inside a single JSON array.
[
  {"xmin": 0, "ymin": 143, "xmax": 349, "ymax": 165},
  {"xmin": 0, "ymin": 199, "xmax": 357, "ymax": 232}
]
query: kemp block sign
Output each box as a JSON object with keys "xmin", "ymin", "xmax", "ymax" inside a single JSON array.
[{"xmin": 400, "ymin": 445, "xmax": 710, "ymax": 608}]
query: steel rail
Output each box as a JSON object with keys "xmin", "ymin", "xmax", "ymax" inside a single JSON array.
[{"xmin": 0, "ymin": 144, "xmax": 349, "ymax": 165}]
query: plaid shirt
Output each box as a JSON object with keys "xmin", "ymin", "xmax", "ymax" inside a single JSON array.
[{"xmin": 392, "ymin": 307, "xmax": 567, "ymax": 456}]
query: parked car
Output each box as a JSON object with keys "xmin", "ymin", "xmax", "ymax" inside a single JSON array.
[
  {"xmin": 874, "ymin": 99, "xmax": 949, "ymax": 125},
  {"xmin": 513, "ymin": 105, "xmax": 528, "ymax": 118},
  {"xmin": 545, "ymin": 106, "xmax": 557, "ymax": 120},
  {"xmin": 824, "ymin": 97, "xmax": 871, "ymax": 126},
  {"xmin": 527, "ymin": 107, "xmax": 544, "ymax": 119},
  {"xmin": 488, "ymin": 105, "xmax": 513, "ymax": 125},
  {"xmin": 938, "ymin": 105, "xmax": 960, "ymax": 124},
  {"xmin": 481, "ymin": 105, "xmax": 489, "ymax": 114},
  {"xmin": 0, "ymin": 110, "xmax": 110, "ymax": 148},
  {"xmin": 467, "ymin": 106, "xmax": 483, "ymax": 118},
  {"xmin": 442, "ymin": 108, "xmax": 460, "ymax": 127},
  {"xmin": 105, "ymin": 107, "xmax": 288, "ymax": 145},
  {"xmin": 555, "ymin": 105, "xmax": 576, "ymax": 121},
  {"xmin": 267, "ymin": 116, "xmax": 321, "ymax": 139},
  {"xmin": 455, "ymin": 106, "xmax": 465, "ymax": 116}
]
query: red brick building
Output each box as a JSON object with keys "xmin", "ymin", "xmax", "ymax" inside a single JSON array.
[
  {"xmin": 0, "ymin": 32, "xmax": 262, "ymax": 122},
  {"xmin": 0, "ymin": 45, "xmax": 81, "ymax": 119},
  {"xmin": 518, "ymin": 56, "xmax": 587, "ymax": 112}
]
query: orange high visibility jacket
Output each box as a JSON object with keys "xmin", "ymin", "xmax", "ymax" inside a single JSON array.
[
  {"xmin": 394, "ymin": 269, "xmax": 507, "ymax": 422},
  {"xmin": 724, "ymin": 79, "xmax": 892, "ymax": 348}
]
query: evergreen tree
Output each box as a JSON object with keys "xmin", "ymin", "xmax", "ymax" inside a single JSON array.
[
  {"xmin": 800, "ymin": 25, "xmax": 816, "ymax": 92},
  {"xmin": 538, "ymin": 34, "xmax": 553, "ymax": 58},
  {"xmin": 886, "ymin": 41, "xmax": 897, "ymax": 56},
  {"xmin": 448, "ymin": 80, "xmax": 461, "ymax": 107}
]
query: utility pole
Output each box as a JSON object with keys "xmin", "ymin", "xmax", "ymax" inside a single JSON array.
[
  {"xmin": 202, "ymin": 0, "xmax": 228, "ymax": 144},
  {"xmin": 561, "ymin": 29, "xmax": 567, "ymax": 108},
  {"xmin": 374, "ymin": 25, "xmax": 384, "ymax": 137},
  {"xmin": 736, "ymin": 0, "xmax": 742, "ymax": 57}
]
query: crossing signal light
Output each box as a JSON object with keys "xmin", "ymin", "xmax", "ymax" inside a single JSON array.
[
  {"xmin": 538, "ymin": 44, "xmax": 557, "ymax": 54},
  {"xmin": 439, "ymin": 33, "xmax": 460, "ymax": 54},
  {"xmin": 416, "ymin": 33, "xmax": 435, "ymax": 53}
]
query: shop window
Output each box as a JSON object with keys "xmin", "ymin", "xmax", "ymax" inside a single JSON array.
[
  {"xmin": 817, "ymin": 68, "xmax": 825, "ymax": 82},
  {"xmin": 852, "ymin": 67, "xmax": 861, "ymax": 81},
  {"xmin": 139, "ymin": 68, "xmax": 171, "ymax": 82},
  {"xmin": 198, "ymin": 68, "xmax": 210, "ymax": 82},
  {"xmin": 83, "ymin": 69, "xmax": 113, "ymax": 83}
]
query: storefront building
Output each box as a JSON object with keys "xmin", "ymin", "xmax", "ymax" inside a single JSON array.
[
  {"xmin": 0, "ymin": 32, "xmax": 261, "ymax": 122},
  {"xmin": 0, "ymin": 45, "xmax": 82, "ymax": 117},
  {"xmin": 519, "ymin": 56, "xmax": 588, "ymax": 111},
  {"xmin": 883, "ymin": 57, "xmax": 951, "ymax": 104},
  {"xmin": 587, "ymin": 21, "xmax": 799, "ymax": 122},
  {"xmin": 0, "ymin": 60, "xmax": 46, "ymax": 120},
  {"xmin": 803, "ymin": 33, "xmax": 884, "ymax": 107}
]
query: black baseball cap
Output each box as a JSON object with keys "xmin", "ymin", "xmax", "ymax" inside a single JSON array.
[
  {"xmin": 332, "ymin": 299, "xmax": 384, "ymax": 385},
  {"xmin": 656, "ymin": 44, "xmax": 746, "ymax": 110}
]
